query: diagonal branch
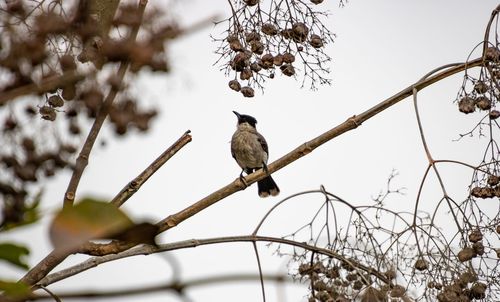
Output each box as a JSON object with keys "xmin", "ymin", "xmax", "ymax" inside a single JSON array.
[
  {"xmin": 80, "ymin": 58, "xmax": 483, "ymax": 258},
  {"xmin": 111, "ymin": 130, "xmax": 192, "ymax": 207},
  {"xmin": 155, "ymin": 58, "xmax": 483, "ymax": 233}
]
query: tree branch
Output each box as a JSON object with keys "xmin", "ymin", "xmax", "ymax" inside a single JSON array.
[
  {"xmin": 155, "ymin": 58, "xmax": 483, "ymax": 232},
  {"xmin": 0, "ymin": 71, "xmax": 86, "ymax": 105},
  {"xmin": 111, "ymin": 130, "xmax": 193, "ymax": 207},
  {"xmin": 79, "ymin": 58, "xmax": 483, "ymax": 258},
  {"xmin": 38, "ymin": 235, "xmax": 389, "ymax": 287},
  {"xmin": 31, "ymin": 273, "xmax": 290, "ymax": 300}
]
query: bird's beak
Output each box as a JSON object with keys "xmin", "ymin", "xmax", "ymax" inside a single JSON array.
[{"xmin": 232, "ymin": 111, "xmax": 241, "ymax": 119}]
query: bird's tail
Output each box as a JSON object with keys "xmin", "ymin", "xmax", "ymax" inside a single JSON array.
[{"xmin": 258, "ymin": 175, "xmax": 280, "ymax": 198}]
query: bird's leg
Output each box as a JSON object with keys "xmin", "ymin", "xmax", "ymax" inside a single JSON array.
[
  {"xmin": 262, "ymin": 162, "xmax": 269, "ymax": 175},
  {"xmin": 239, "ymin": 169, "xmax": 248, "ymax": 188}
]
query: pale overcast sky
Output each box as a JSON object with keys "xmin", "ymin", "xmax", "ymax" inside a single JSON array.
[{"xmin": 2, "ymin": 1, "xmax": 499, "ymax": 301}]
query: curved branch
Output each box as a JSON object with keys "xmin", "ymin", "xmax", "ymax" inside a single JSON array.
[{"xmin": 38, "ymin": 235, "xmax": 390, "ymax": 287}]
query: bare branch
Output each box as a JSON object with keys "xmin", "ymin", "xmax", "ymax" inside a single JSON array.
[{"xmin": 111, "ymin": 130, "xmax": 193, "ymax": 207}]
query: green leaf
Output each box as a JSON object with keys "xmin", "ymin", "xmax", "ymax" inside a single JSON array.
[
  {"xmin": 0, "ymin": 280, "xmax": 30, "ymax": 298},
  {"xmin": 0, "ymin": 242, "xmax": 30, "ymax": 270},
  {"xmin": 49, "ymin": 198, "xmax": 134, "ymax": 250}
]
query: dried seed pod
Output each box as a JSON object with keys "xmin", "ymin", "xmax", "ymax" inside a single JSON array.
[
  {"xmin": 311, "ymin": 0, "xmax": 324, "ymax": 3},
  {"xmin": 414, "ymin": 258, "xmax": 428, "ymax": 271},
  {"xmin": 69, "ymin": 122, "xmax": 81, "ymax": 135},
  {"xmin": 496, "ymin": 224, "xmax": 500, "ymax": 234},
  {"xmin": 25, "ymin": 106, "xmax": 37, "ymax": 116},
  {"xmin": 490, "ymin": 110, "xmax": 500, "ymax": 119},
  {"xmin": 240, "ymin": 68, "xmax": 253, "ymax": 80},
  {"xmin": 468, "ymin": 229, "xmax": 483, "ymax": 243},
  {"xmin": 245, "ymin": 31, "xmax": 260, "ymax": 42},
  {"xmin": 458, "ymin": 96, "xmax": 475, "ymax": 114},
  {"xmin": 59, "ymin": 54, "xmax": 77, "ymax": 71},
  {"xmin": 232, "ymin": 52, "xmax": 249, "ymax": 71},
  {"xmin": 226, "ymin": 34, "xmax": 238, "ymax": 43},
  {"xmin": 487, "ymin": 175, "xmax": 500, "ymax": 186},
  {"xmin": 475, "ymin": 96, "xmax": 491, "ymax": 110},
  {"xmin": 346, "ymin": 273, "xmax": 358, "ymax": 281},
  {"xmin": 325, "ymin": 266, "xmax": 339, "ymax": 279},
  {"xmin": 273, "ymin": 54, "xmax": 284, "ymax": 66},
  {"xmin": 250, "ymin": 62, "xmax": 262, "ymax": 72},
  {"xmin": 229, "ymin": 39, "xmax": 244, "ymax": 52},
  {"xmin": 390, "ymin": 285, "xmax": 405, "ymax": 298},
  {"xmin": 14, "ymin": 164, "xmax": 37, "ymax": 182},
  {"xmin": 496, "ymin": 248, "xmax": 500, "ymax": 258},
  {"xmin": 61, "ymin": 84, "xmax": 76, "ymax": 100},
  {"xmin": 384, "ymin": 269, "xmax": 396, "ymax": 280},
  {"xmin": 228, "ymin": 80, "xmax": 241, "ymax": 91},
  {"xmin": 457, "ymin": 247, "xmax": 475, "ymax": 262},
  {"xmin": 39, "ymin": 106, "xmax": 56, "ymax": 121},
  {"xmin": 22, "ymin": 138, "xmax": 35, "ymax": 152},
  {"xmin": 298, "ymin": 263, "xmax": 312, "ymax": 276},
  {"xmin": 269, "ymin": 72, "xmax": 275, "ymax": 79},
  {"xmin": 485, "ymin": 47, "xmax": 500, "ymax": 62},
  {"xmin": 459, "ymin": 271, "xmax": 477, "ymax": 284},
  {"xmin": 261, "ymin": 23, "xmax": 278, "ymax": 36},
  {"xmin": 48, "ymin": 95, "xmax": 64, "ymax": 107},
  {"xmin": 260, "ymin": 54, "xmax": 274, "ymax": 69},
  {"xmin": 313, "ymin": 280, "xmax": 327, "ymax": 291},
  {"xmin": 283, "ymin": 52, "xmax": 295, "ymax": 63},
  {"xmin": 240, "ymin": 86, "xmax": 254, "ymax": 98},
  {"xmin": 472, "ymin": 241, "xmax": 484, "ymax": 256},
  {"xmin": 280, "ymin": 29, "xmax": 293, "ymax": 39},
  {"xmin": 3, "ymin": 118, "xmax": 17, "ymax": 131},
  {"xmin": 298, "ymin": 45, "xmax": 304, "ymax": 51},
  {"xmin": 250, "ymin": 40, "xmax": 264, "ymax": 55},
  {"xmin": 243, "ymin": 0, "xmax": 259, "ymax": 6},
  {"xmin": 291, "ymin": 22, "xmax": 309, "ymax": 43},
  {"xmin": 353, "ymin": 280, "xmax": 363, "ymax": 290},
  {"xmin": 470, "ymin": 282, "xmax": 486, "ymax": 299},
  {"xmin": 473, "ymin": 81, "xmax": 488, "ymax": 94},
  {"xmin": 280, "ymin": 64, "xmax": 295, "ymax": 76},
  {"xmin": 309, "ymin": 34, "xmax": 324, "ymax": 48}
]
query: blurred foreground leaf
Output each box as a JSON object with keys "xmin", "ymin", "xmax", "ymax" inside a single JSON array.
[
  {"xmin": 0, "ymin": 280, "xmax": 30, "ymax": 299},
  {"xmin": 49, "ymin": 198, "xmax": 134, "ymax": 250},
  {"xmin": 0, "ymin": 242, "xmax": 30, "ymax": 270}
]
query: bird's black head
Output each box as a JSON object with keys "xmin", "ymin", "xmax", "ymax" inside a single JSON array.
[{"xmin": 233, "ymin": 111, "xmax": 257, "ymax": 128}]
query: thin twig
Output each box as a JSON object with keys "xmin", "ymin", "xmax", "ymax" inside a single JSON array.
[
  {"xmin": 111, "ymin": 130, "xmax": 192, "ymax": 207},
  {"xmin": 31, "ymin": 273, "xmax": 290, "ymax": 300}
]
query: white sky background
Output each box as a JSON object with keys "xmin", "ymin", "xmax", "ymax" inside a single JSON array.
[{"xmin": 2, "ymin": 0, "xmax": 500, "ymax": 301}]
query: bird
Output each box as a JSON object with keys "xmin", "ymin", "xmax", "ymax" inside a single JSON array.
[{"xmin": 231, "ymin": 111, "xmax": 280, "ymax": 197}]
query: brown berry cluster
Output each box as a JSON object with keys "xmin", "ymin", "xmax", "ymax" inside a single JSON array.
[
  {"xmin": 295, "ymin": 259, "xmax": 393, "ymax": 302},
  {"xmin": 217, "ymin": 0, "xmax": 335, "ymax": 97},
  {"xmin": 0, "ymin": 1, "xmax": 176, "ymax": 228},
  {"xmin": 470, "ymin": 174, "xmax": 500, "ymax": 199},
  {"xmin": 456, "ymin": 229, "xmax": 485, "ymax": 263},
  {"xmin": 427, "ymin": 270, "xmax": 487, "ymax": 302},
  {"xmin": 457, "ymin": 46, "xmax": 500, "ymax": 116},
  {"xmin": 423, "ymin": 229, "xmax": 489, "ymax": 301}
]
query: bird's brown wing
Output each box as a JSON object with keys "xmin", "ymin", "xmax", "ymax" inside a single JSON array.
[{"xmin": 257, "ymin": 133, "xmax": 268, "ymax": 155}]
